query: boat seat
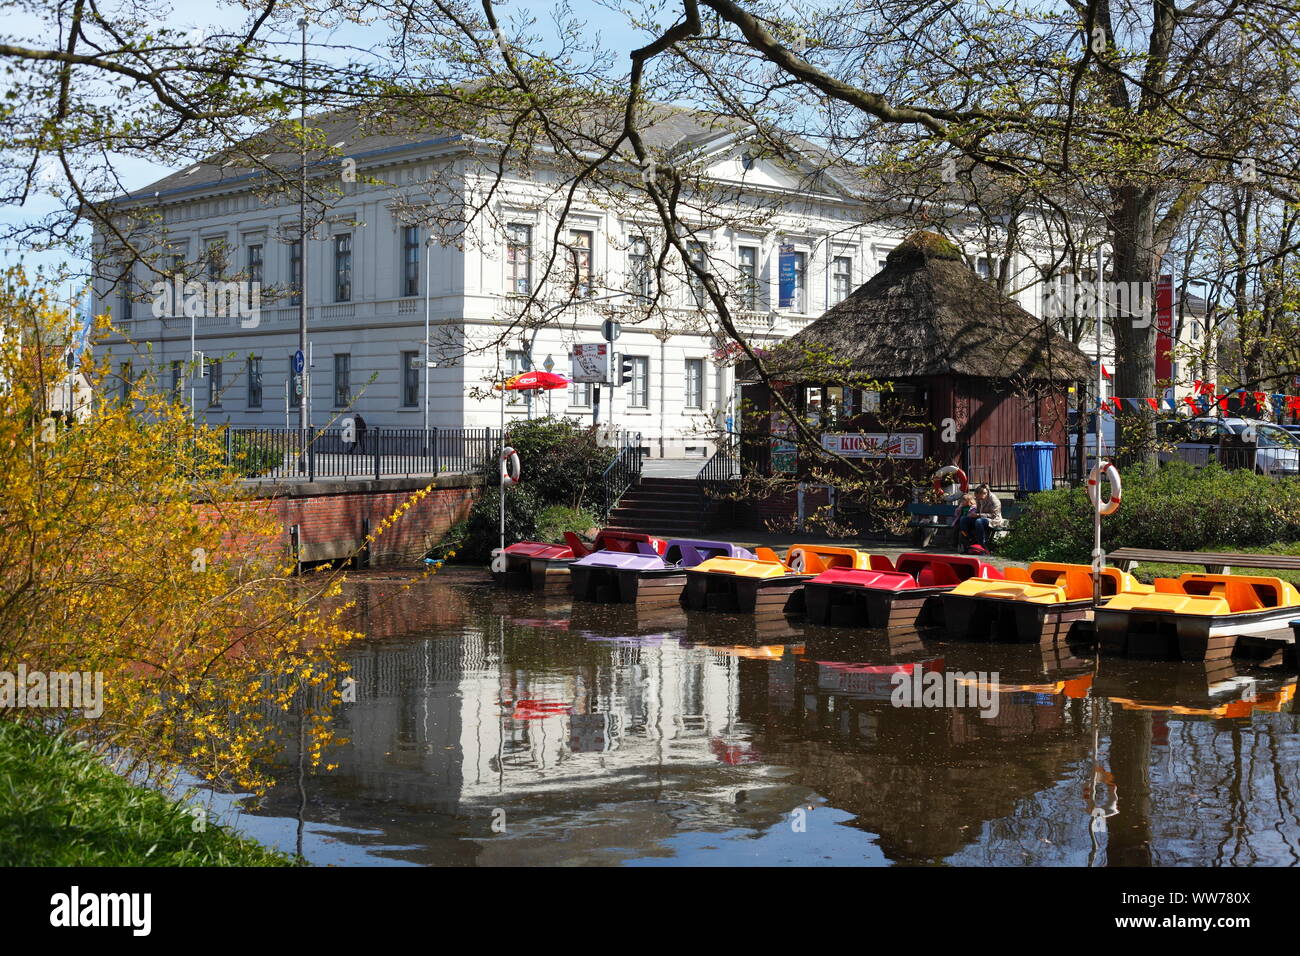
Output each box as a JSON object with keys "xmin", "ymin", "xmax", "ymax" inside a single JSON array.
[
  {"xmin": 562, "ymin": 532, "xmax": 590, "ymax": 558},
  {"xmin": 636, "ymin": 541, "xmax": 659, "ymax": 556},
  {"xmin": 674, "ymin": 545, "xmax": 705, "ymax": 567},
  {"xmin": 1062, "ymin": 570, "xmax": 1094, "ymax": 600},
  {"xmin": 917, "ymin": 563, "xmax": 961, "ymax": 588},
  {"xmin": 754, "ymin": 547, "xmax": 782, "ymax": 564},
  {"xmin": 869, "ymin": 554, "xmax": 895, "ymax": 571},
  {"xmin": 1004, "ymin": 567, "xmax": 1032, "ymax": 582},
  {"xmin": 1225, "ymin": 580, "xmax": 1266, "ymax": 612}
]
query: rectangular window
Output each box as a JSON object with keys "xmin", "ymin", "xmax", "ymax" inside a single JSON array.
[
  {"xmin": 119, "ymin": 362, "xmax": 132, "ymax": 402},
  {"xmin": 333, "ymin": 354, "xmax": 351, "ymax": 408},
  {"xmin": 738, "ymin": 246, "xmax": 758, "ymax": 310},
  {"xmin": 203, "ymin": 237, "xmax": 224, "ymax": 280},
  {"xmin": 569, "ymin": 229, "xmax": 593, "ymax": 298},
  {"xmin": 290, "ymin": 241, "xmax": 302, "ymax": 305},
  {"xmin": 401, "ymin": 350, "xmax": 419, "ymax": 407},
  {"xmin": 629, "ymin": 236, "xmax": 652, "ymax": 300},
  {"xmin": 402, "ymin": 226, "xmax": 421, "ymax": 297},
  {"xmin": 171, "ymin": 254, "xmax": 185, "ymax": 276},
  {"xmin": 247, "ymin": 244, "xmax": 263, "ymax": 286},
  {"xmin": 688, "ymin": 242, "xmax": 707, "ymax": 309},
  {"xmin": 248, "ymin": 356, "xmax": 262, "ymax": 408},
  {"xmin": 628, "ymin": 355, "xmax": 649, "ymax": 408},
  {"xmin": 170, "ymin": 361, "xmax": 183, "ymax": 402},
  {"xmin": 507, "ymin": 223, "xmax": 532, "ymax": 295},
  {"xmin": 832, "ymin": 256, "xmax": 853, "ymax": 305},
  {"xmin": 207, "ymin": 359, "xmax": 222, "ymax": 407},
  {"xmin": 506, "ymin": 349, "xmax": 532, "ymax": 409},
  {"xmin": 119, "ymin": 288, "xmax": 133, "ymax": 323},
  {"xmin": 977, "ymin": 256, "xmax": 998, "ymax": 283},
  {"xmin": 569, "ymin": 381, "xmax": 592, "ymax": 407},
  {"xmin": 333, "ymin": 234, "xmax": 352, "ymax": 302},
  {"xmin": 778, "ymin": 248, "xmax": 806, "ymax": 311},
  {"xmin": 685, "ymin": 358, "xmax": 704, "ymax": 409}
]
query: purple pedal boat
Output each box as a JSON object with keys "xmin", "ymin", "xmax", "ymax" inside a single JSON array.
[{"xmin": 570, "ymin": 539, "xmax": 755, "ymax": 608}]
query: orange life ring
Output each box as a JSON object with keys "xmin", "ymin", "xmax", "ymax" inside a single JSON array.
[
  {"xmin": 500, "ymin": 446, "xmax": 521, "ymax": 485},
  {"xmin": 932, "ymin": 465, "xmax": 969, "ymax": 496},
  {"xmin": 1088, "ymin": 462, "xmax": 1121, "ymax": 515}
]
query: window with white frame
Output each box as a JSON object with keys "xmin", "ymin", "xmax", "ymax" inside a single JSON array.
[
  {"xmin": 977, "ymin": 256, "xmax": 999, "ymax": 282},
  {"xmin": 247, "ymin": 243, "xmax": 264, "ymax": 286},
  {"xmin": 203, "ymin": 237, "xmax": 225, "ymax": 280},
  {"xmin": 832, "ymin": 256, "xmax": 853, "ymax": 304},
  {"xmin": 401, "ymin": 351, "xmax": 419, "ymax": 407},
  {"xmin": 333, "ymin": 234, "xmax": 352, "ymax": 302},
  {"xmin": 333, "ymin": 353, "xmax": 350, "ymax": 408},
  {"xmin": 685, "ymin": 358, "xmax": 704, "ymax": 409},
  {"xmin": 568, "ymin": 229, "xmax": 593, "ymax": 298},
  {"xmin": 506, "ymin": 349, "xmax": 531, "ymax": 409},
  {"xmin": 778, "ymin": 248, "xmax": 807, "ymax": 311},
  {"xmin": 207, "ymin": 359, "xmax": 222, "ymax": 407},
  {"xmin": 569, "ymin": 381, "xmax": 592, "ymax": 407},
  {"xmin": 627, "ymin": 355, "xmax": 649, "ymax": 408},
  {"xmin": 402, "ymin": 226, "xmax": 421, "ymax": 297},
  {"xmin": 628, "ymin": 235, "xmax": 653, "ymax": 300},
  {"xmin": 507, "ymin": 223, "xmax": 532, "ymax": 294},
  {"xmin": 248, "ymin": 356, "xmax": 262, "ymax": 408},
  {"xmin": 688, "ymin": 242, "xmax": 707, "ymax": 309},
  {"xmin": 738, "ymin": 246, "xmax": 759, "ymax": 310},
  {"xmin": 290, "ymin": 241, "xmax": 302, "ymax": 305}
]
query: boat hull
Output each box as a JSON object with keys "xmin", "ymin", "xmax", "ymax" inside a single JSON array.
[
  {"xmin": 491, "ymin": 555, "xmax": 574, "ymax": 592},
  {"xmin": 1095, "ymin": 605, "xmax": 1300, "ymax": 661},
  {"xmin": 571, "ymin": 565, "xmax": 688, "ymax": 608},
  {"xmin": 683, "ymin": 570, "xmax": 812, "ymax": 615},
  {"xmin": 939, "ymin": 593, "xmax": 1093, "ymax": 644},
  {"xmin": 804, "ymin": 582, "xmax": 950, "ymax": 630}
]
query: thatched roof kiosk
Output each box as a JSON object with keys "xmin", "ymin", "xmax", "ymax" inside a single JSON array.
[{"xmin": 743, "ymin": 230, "xmax": 1092, "ymax": 487}]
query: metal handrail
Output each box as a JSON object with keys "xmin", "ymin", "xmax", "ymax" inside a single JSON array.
[
  {"xmin": 599, "ymin": 431, "xmax": 643, "ymax": 515},
  {"xmin": 696, "ymin": 434, "xmax": 741, "ymax": 487}
]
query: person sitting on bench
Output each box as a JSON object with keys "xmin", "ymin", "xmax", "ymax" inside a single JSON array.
[{"xmin": 958, "ymin": 483, "xmax": 1001, "ymax": 553}]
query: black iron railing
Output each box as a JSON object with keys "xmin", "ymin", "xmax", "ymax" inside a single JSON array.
[
  {"xmin": 696, "ymin": 435, "xmax": 741, "ymax": 489},
  {"xmin": 227, "ymin": 426, "xmax": 499, "ymax": 481},
  {"xmin": 599, "ymin": 431, "xmax": 643, "ymax": 515}
]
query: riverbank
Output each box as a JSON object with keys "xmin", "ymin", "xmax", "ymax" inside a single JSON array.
[{"xmin": 0, "ymin": 721, "xmax": 295, "ymax": 866}]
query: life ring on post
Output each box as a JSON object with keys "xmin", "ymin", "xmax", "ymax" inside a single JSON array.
[
  {"xmin": 500, "ymin": 446, "xmax": 521, "ymax": 486},
  {"xmin": 1088, "ymin": 461, "xmax": 1122, "ymax": 515},
  {"xmin": 932, "ymin": 465, "xmax": 969, "ymax": 497}
]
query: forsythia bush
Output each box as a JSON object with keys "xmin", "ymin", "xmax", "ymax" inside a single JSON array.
[{"xmin": 0, "ymin": 273, "xmax": 366, "ymax": 794}]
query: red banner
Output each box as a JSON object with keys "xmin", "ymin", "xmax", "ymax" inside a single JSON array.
[{"xmin": 1155, "ymin": 275, "xmax": 1174, "ymax": 380}]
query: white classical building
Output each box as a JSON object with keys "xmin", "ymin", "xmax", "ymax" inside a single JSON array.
[{"xmin": 93, "ymin": 110, "xmax": 1133, "ymax": 458}]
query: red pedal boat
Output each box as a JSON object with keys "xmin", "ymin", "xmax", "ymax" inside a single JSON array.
[{"xmin": 804, "ymin": 553, "xmax": 1003, "ymax": 630}]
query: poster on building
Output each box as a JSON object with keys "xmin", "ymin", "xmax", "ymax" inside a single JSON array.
[
  {"xmin": 821, "ymin": 432, "xmax": 924, "ymax": 458},
  {"xmin": 1155, "ymin": 274, "xmax": 1174, "ymax": 381},
  {"xmin": 770, "ymin": 410, "xmax": 797, "ymax": 473},
  {"xmin": 778, "ymin": 244, "xmax": 797, "ymax": 309},
  {"xmin": 571, "ymin": 343, "xmax": 609, "ymax": 383}
]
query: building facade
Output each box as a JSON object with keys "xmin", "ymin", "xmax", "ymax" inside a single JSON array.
[{"xmin": 94, "ymin": 118, "xmax": 1138, "ymax": 459}]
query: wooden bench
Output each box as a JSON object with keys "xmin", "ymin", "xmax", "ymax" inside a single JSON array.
[
  {"xmin": 906, "ymin": 500, "xmax": 1024, "ymax": 548},
  {"xmin": 1107, "ymin": 548, "xmax": 1300, "ymax": 575}
]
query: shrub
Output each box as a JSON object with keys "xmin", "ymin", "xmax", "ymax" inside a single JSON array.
[
  {"xmin": 1002, "ymin": 461, "xmax": 1300, "ymax": 562},
  {"xmin": 498, "ymin": 416, "xmax": 616, "ymax": 512},
  {"xmin": 451, "ymin": 485, "xmax": 541, "ymax": 563},
  {"xmin": 535, "ymin": 504, "xmax": 598, "ymax": 543}
]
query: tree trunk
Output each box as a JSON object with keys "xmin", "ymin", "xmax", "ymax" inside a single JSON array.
[{"xmin": 1109, "ymin": 185, "xmax": 1160, "ymax": 465}]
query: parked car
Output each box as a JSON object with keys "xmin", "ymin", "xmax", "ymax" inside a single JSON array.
[{"xmin": 1156, "ymin": 416, "xmax": 1300, "ymax": 475}]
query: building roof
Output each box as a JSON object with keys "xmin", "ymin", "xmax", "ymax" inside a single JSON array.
[{"xmin": 773, "ymin": 230, "xmax": 1092, "ymax": 382}]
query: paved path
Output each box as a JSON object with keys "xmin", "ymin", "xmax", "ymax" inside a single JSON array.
[{"xmin": 639, "ymin": 458, "xmax": 705, "ymax": 479}]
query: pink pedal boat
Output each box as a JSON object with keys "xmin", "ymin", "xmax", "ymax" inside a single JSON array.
[
  {"xmin": 803, "ymin": 553, "xmax": 1003, "ymax": 630},
  {"xmin": 490, "ymin": 530, "xmax": 665, "ymax": 592},
  {"xmin": 570, "ymin": 539, "xmax": 755, "ymax": 608}
]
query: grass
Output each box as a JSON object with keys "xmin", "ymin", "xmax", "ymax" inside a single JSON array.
[{"xmin": 0, "ymin": 720, "xmax": 295, "ymax": 866}]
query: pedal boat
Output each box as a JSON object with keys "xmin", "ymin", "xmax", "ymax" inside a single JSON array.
[
  {"xmin": 1094, "ymin": 573, "xmax": 1300, "ymax": 661},
  {"xmin": 570, "ymin": 538, "xmax": 754, "ymax": 607},
  {"xmin": 803, "ymin": 552, "xmax": 1003, "ymax": 630},
  {"xmin": 940, "ymin": 563, "xmax": 1151, "ymax": 644},
  {"xmin": 490, "ymin": 530, "xmax": 665, "ymax": 592},
  {"xmin": 682, "ymin": 545, "xmax": 878, "ymax": 616}
]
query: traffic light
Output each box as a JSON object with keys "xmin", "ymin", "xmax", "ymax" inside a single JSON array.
[{"xmin": 614, "ymin": 353, "xmax": 634, "ymax": 387}]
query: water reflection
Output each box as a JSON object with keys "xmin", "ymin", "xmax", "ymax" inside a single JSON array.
[{"xmin": 214, "ymin": 570, "xmax": 1300, "ymax": 866}]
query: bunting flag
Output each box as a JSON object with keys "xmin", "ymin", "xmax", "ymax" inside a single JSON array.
[{"xmin": 1095, "ymin": 390, "xmax": 1300, "ymax": 421}]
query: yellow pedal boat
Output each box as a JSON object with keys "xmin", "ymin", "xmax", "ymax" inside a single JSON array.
[
  {"xmin": 939, "ymin": 562, "xmax": 1151, "ymax": 644},
  {"xmin": 1094, "ymin": 573, "xmax": 1300, "ymax": 661},
  {"xmin": 682, "ymin": 545, "xmax": 884, "ymax": 615}
]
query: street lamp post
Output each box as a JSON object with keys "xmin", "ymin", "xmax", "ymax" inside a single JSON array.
[
  {"xmin": 424, "ymin": 234, "xmax": 433, "ymax": 443},
  {"xmin": 296, "ymin": 17, "xmax": 309, "ymax": 473}
]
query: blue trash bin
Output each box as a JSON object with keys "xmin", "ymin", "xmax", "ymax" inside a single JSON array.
[{"xmin": 1013, "ymin": 442, "xmax": 1055, "ymax": 494}]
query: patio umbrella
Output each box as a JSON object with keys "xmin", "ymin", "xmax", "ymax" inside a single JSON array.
[{"xmin": 497, "ymin": 369, "xmax": 571, "ymax": 553}]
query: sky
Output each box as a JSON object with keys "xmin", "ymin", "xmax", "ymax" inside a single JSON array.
[{"xmin": 0, "ymin": 0, "xmax": 643, "ymax": 292}]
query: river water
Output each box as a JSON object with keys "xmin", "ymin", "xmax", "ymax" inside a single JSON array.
[{"xmin": 210, "ymin": 569, "xmax": 1300, "ymax": 866}]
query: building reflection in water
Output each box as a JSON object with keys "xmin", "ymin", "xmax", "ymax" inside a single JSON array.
[{"xmin": 230, "ymin": 572, "xmax": 1300, "ymax": 867}]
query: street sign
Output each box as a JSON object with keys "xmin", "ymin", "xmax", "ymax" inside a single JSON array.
[
  {"xmin": 293, "ymin": 349, "xmax": 305, "ymax": 374},
  {"xmin": 543, "ymin": 354, "xmax": 555, "ymax": 372},
  {"xmin": 601, "ymin": 319, "xmax": 621, "ymax": 342},
  {"xmin": 571, "ymin": 343, "xmax": 609, "ymax": 383}
]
